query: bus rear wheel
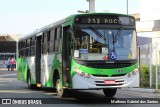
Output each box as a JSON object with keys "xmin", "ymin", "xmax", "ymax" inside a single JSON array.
[
  {"xmin": 55, "ymin": 77, "xmax": 69, "ymax": 98},
  {"xmin": 103, "ymin": 88, "xmax": 117, "ymax": 97},
  {"xmin": 27, "ymin": 72, "xmax": 32, "ymax": 88},
  {"xmin": 27, "ymin": 72, "xmax": 35, "ymax": 89}
]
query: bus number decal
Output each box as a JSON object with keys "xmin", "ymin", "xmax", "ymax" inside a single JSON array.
[{"xmin": 88, "ymin": 18, "xmax": 100, "ymax": 24}]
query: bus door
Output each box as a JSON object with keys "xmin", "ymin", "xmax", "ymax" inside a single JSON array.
[
  {"xmin": 35, "ymin": 33, "xmax": 42, "ymax": 85},
  {"xmin": 62, "ymin": 26, "xmax": 72, "ymax": 87}
]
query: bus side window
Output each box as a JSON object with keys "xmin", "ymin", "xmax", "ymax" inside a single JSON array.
[
  {"xmin": 24, "ymin": 40, "xmax": 27, "ymax": 49},
  {"xmin": 22, "ymin": 40, "xmax": 24, "ymax": 49},
  {"xmin": 26, "ymin": 48, "xmax": 29, "ymax": 57},
  {"xmin": 50, "ymin": 29, "xmax": 54, "ymax": 53},
  {"xmin": 44, "ymin": 32, "xmax": 48, "ymax": 54},
  {"xmin": 18, "ymin": 41, "xmax": 22, "ymax": 57},
  {"xmin": 42, "ymin": 34, "xmax": 45, "ymax": 54},
  {"xmin": 25, "ymin": 39, "xmax": 27, "ymax": 48},
  {"xmin": 18, "ymin": 50, "xmax": 21, "ymax": 58},
  {"xmin": 26, "ymin": 38, "xmax": 30, "ymax": 57},
  {"xmin": 31, "ymin": 36, "xmax": 36, "ymax": 56},
  {"xmin": 54, "ymin": 28, "xmax": 57, "ymax": 52},
  {"xmin": 29, "ymin": 38, "xmax": 32, "ymax": 56},
  {"xmin": 47, "ymin": 31, "xmax": 51, "ymax": 53},
  {"xmin": 54, "ymin": 27, "xmax": 61, "ymax": 52},
  {"xmin": 18, "ymin": 42, "xmax": 21, "ymax": 50},
  {"xmin": 47, "ymin": 31, "xmax": 50, "ymax": 41},
  {"xmin": 23, "ymin": 39, "xmax": 27, "ymax": 57},
  {"xmin": 29, "ymin": 37, "xmax": 31, "ymax": 56},
  {"xmin": 27, "ymin": 38, "xmax": 30, "ymax": 47},
  {"xmin": 22, "ymin": 49, "xmax": 25, "ymax": 57}
]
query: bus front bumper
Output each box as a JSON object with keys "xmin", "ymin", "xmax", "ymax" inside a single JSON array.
[{"xmin": 72, "ymin": 73, "xmax": 139, "ymax": 89}]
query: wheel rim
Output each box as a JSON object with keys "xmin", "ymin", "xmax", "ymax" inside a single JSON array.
[
  {"xmin": 56, "ymin": 79, "xmax": 62, "ymax": 96},
  {"xmin": 27, "ymin": 75, "xmax": 31, "ymax": 87}
]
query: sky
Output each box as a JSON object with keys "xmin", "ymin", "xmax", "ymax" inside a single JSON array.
[{"xmin": 0, "ymin": 0, "xmax": 140, "ymax": 35}]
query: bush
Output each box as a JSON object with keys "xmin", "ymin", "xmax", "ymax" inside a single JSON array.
[
  {"xmin": 140, "ymin": 64, "xmax": 150, "ymax": 88},
  {"xmin": 140, "ymin": 64, "xmax": 160, "ymax": 88}
]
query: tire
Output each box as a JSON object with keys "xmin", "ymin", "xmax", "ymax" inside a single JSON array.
[
  {"xmin": 27, "ymin": 72, "xmax": 35, "ymax": 89},
  {"xmin": 103, "ymin": 88, "xmax": 117, "ymax": 98},
  {"xmin": 55, "ymin": 76, "xmax": 69, "ymax": 98}
]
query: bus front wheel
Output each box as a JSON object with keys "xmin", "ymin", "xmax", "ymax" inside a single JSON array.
[
  {"xmin": 55, "ymin": 77, "xmax": 69, "ymax": 98},
  {"xmin": 103, "ymin": 88, "xmax": 117, "ymax": 97}
]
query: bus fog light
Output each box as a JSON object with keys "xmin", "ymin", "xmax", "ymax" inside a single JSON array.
[
  {"xmin": 86, "ymin": 74, "xmax": 91, "ymax": 78},
  {"xmin": 132, "ymin": 71, "xmax": 137, "ymax": 75},
  {"xmin": 80, "ymin": 72, "xmax": 85, "ymax": 77},
  {"xmin": 128, "ymin": 73, "xmax": 132, "ymax": 77}
]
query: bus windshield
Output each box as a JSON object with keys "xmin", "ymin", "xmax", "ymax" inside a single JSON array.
[{"xmin": 74, "ymin": 27, "xmax": 137, "ymax": 61}]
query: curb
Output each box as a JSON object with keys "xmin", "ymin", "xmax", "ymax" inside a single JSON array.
[
  {"xmin": 121, "ymin": 88, "xmax": 160, "ymax": 93},
  {"xmin": 155, "ymin": 89, "xmax": 160, "ymax": 93}
]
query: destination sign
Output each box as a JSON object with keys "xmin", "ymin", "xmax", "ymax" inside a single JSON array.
[{"xmin": 75, "ymin": 15, "xmax": 135, "ymax": 25}]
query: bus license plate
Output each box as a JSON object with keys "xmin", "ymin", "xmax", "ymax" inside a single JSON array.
[{"xmin": 104, "ymin": 80, "xmax": 115, "ymax": 84}]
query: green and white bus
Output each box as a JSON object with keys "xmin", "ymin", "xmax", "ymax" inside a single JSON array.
[{"xmin": 17, "ymin": 13, "xmax": 139, "ymax": 98}]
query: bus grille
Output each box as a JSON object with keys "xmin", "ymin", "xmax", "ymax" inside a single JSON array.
[
  {"xmin": 85, "ymin": 63, "xmax": 132, "ymax": 69},
  {"xmin": 75, "ymin": 60, "xmax": 137, "ymax": 69},
  {"xmin": 92, "ymin": 74, "xmax": 126, "ymax": 77}
]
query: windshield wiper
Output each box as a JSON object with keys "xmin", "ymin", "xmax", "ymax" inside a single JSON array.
[
  {"xmin": 89, "ymin": 26, "xmax": 111, "ymax": 60},
  {"xmin": 113, "ymin": 26, "xmax": 124, "ymax": 43},
  {"xmin": 89, "ymin": 26, "xmax": 106, "ymax": 41},
  {"xmin": 112, "ymin": 32, "xmax": 116, "ymax": 52}
]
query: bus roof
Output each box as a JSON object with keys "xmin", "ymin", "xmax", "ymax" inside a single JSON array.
[{"xmin": 19, "ymin": 13, "xmax": 134, "ymax": 41}]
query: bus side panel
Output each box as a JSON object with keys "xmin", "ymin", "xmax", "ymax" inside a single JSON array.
[
  {"xmin": 41, "ymin": 54, "xmax": 55, "ymax": 87},
  {"xmin": 43, "ymin": 53, "xmax": 62, "ymax": 87},
  {"xmin": 17, "ymin": 58, "xmax": 28, "ymax": 82},
  {"xmin": 27, "ymin": 56, "xmax": 36, "ymax": 84},
  {"xmin": 17, "ymin": 58, "xmax": 24, "ymax": 81},
  {"xmin": 17, "ymin": 57, "xmax": 36, "ymax": 84}
]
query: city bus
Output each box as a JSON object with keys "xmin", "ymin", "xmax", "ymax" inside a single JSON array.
[{"xmin": 17, "ymin": 13, "xmax": 139, "ymax": 98}]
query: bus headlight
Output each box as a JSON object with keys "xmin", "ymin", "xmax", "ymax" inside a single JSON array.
[
  {"xmin": 132, "ymin": 68, "xmax": 138, "ymax": 75},
  {"xmin": 128, "ymin": 68, "xmax": 139, "ymax": 77},
  {"xmin": 73, "ymin": 66, "xmax": 91, "ymax": 78}
]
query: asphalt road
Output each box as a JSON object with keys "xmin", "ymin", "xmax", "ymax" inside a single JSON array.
[{"xmin": 0, "ymin": 69, "xmax": 160, "ymax": 107}]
